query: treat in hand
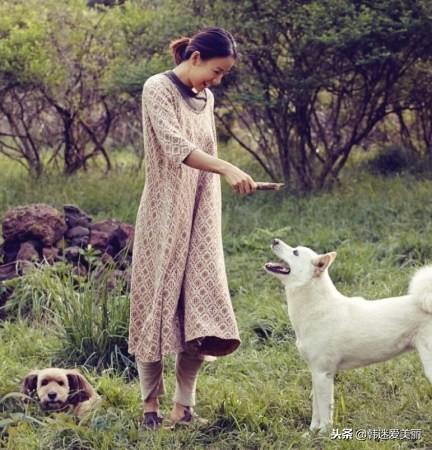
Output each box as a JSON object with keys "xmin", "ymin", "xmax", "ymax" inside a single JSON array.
[{"xmin": 256, "ymin": 182, "xmax": 285, "ymax": 191}]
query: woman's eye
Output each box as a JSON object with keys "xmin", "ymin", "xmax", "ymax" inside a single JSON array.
[{"xmin": 293, "ymin": 249, "xmax": 299, "ymax": 256}]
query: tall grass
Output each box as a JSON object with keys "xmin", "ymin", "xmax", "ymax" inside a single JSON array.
[{"xmin": 3, "ymin": 256, "xmax": 133, "ymax": 377}]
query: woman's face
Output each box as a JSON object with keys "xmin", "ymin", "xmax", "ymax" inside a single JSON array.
[{"xmin": 189, "ymin": 53, "xmax": 235, "ymax": 92}]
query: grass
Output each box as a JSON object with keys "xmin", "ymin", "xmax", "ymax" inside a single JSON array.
[{"xmin": 1, "ymin": 147, "xmax": 432, "ymax": 449}]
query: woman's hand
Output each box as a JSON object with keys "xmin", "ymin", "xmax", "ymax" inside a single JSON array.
[
  {"xmin": 221, "ymin": 164, "xmax": 257, "ymax": 195},
  {"xmin": 182, "ymin": 150, "xmax": 257, "ymax": 194}
]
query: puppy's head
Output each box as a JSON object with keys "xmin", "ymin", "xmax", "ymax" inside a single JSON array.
[
  {"xmin": 264, "ymin": 239, "xmax": 336, "ymax": 288},
  {"xmin": 21, "ymin": 368, "xmax": 92, "ymax": 412}
]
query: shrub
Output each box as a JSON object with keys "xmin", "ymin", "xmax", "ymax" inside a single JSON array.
[
  {"xmin": 367, "ymin": 145, "xmax": 412, "ymax": 175},
  {"xmin": 2, "ymin": 256, "xmax": 134, "ymax": 377}
]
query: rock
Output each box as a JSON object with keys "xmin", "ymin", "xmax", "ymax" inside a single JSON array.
[
  {"xmin": 42, "ymin": 247, "xmax": 60, "ymax": 264},
  {"xmin": 1, "ymin": 240, "xmax": 20, "ymax": 264},
  {"xmin": 90, "ymin": 220, "xmax": 134, "ymax": 255},
  {"xmin": 0, "ymin": 262, "xmax": 18, "ymax": 281},
  {"xmin": 63, "ymin": 204, "xmax": 92, "ymax": 229},
  {"xmin": 0, "ymin": 203, "xmax": 134, "ymax": 320},
  {"xmin": 65, "ymin": 226, "xmax": 90, "ymax": 247},
  {"xmin": 106, "ymin": 224, "xmax": 135, "ymax": 257},
  {"xmin": 88, "ymin": 230, "xmax": 107, "ymax": 250},
  {"xmin": 16, "ymin": 241, "xmax": 39, "ymax": 262},
  {"xmin": 91, "ymin": 219, "xmax": 123, "ymax": 235},
  {"xmin": 64, "ymin": 246, "xmax": 82, "ymax": 265},
  {"xmin": 70, "ymin": 237, "xmax": 90, "ymax": 248},
  {"xmin": 2, "ymin": 204, "xmax": 67, "ymax": 246},
  {"xmin": 27, "ymin": 239, "xmax": 43, "ymax": 253},
  {"xmin": 65, "ymin": 226, "xmax": 90, "ymax": 239}
]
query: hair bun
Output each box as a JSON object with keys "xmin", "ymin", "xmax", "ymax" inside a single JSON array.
[{"xmin": 170, "ymin": 27, "xmax": 237, "ymax": 66}]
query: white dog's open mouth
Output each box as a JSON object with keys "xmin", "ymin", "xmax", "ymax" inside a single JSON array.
[{"xmin": 265, "ymin": 262, "xmax": 291, "ymax": 275}]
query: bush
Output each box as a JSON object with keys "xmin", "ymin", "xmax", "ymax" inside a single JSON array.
[
  {"xmin": 3, "ymin": 257, "xmax": 134, "ymax": 377},
  {"xmin": 367, "ymin": 145, "xmax": 412, "ymax": 175}
]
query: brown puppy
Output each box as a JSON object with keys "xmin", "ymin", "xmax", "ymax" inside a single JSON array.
[{"xmin": 21, "ymin": 368, "xmax": 100, "ymax": 417}]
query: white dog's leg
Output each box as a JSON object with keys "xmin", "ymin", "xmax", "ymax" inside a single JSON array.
[
  {"xmin": 416, "ymin": 336, "xmax": 432, "ymax": 383},
  {"xmin": 309, "ymin": 386, "xmax": 320, "ymax": 431},
  {"xmin": 311, "ymin": 370, "xmax": 335, "ymax": 433}
]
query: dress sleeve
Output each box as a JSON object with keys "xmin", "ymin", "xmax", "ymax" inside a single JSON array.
[{"xmin": 142, "ymin": 77, "xmax": 199, "ymax": 165}]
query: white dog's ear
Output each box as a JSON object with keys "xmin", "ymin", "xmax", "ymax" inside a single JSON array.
[{"xmin": 312, "ymin": 252, "xmax": 337, "ymax": 277}]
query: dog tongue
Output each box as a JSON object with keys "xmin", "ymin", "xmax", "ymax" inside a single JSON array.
[{"xmin": 265, "ymin": 262, "xmax": 290, "ymax": 274}]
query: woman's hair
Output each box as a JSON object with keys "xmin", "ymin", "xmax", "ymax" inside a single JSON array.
[{"xmin": 169, "ymin": 27, "xmax": 237, "ymax": 65}]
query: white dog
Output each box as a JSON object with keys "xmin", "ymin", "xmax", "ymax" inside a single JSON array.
[{"xmin": 265, "ymin": 239, "xmax": 432, "ymax": 433}]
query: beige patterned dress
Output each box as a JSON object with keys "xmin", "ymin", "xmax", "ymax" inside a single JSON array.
[{"xmin": 128, "ymin": 73, "xmax": 240, "ymax": 363}]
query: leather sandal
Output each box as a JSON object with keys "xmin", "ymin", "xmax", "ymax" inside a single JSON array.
[
  {"xmin": 141, "ymin": 411, "xmax": 164, "ymax": 430},
  {"xmin": 167, "ymin": 406, "xmax": 209, "ymax": 428}
]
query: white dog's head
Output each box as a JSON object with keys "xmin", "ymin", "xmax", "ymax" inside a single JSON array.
[
  {"xmin": 264, "ymin": 239, "xmax": 336, "ymax": 288},
  {"xmin": 21, "ymin": 368, "xmax": 94, "ymax": 412}
]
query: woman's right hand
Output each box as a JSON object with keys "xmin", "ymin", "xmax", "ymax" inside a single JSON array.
[{"xmin": 221, "ymin": 164, "xmax": 257, "ymax": 195}]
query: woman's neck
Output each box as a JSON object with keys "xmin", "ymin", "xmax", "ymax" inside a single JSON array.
[{"xmin": 173, "ymin": 63, "xmax": 193, "ymax": 88}]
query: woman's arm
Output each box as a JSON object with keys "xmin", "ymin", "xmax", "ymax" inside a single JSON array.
[
  {"xmin": 183, "ymin": 150, "xmax": 257, "ymax": 195},
  {"xmin": 144, "ymin": 77, "xmax": 256, "ymax": 194}
]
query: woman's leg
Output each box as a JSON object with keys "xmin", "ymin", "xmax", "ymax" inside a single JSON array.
[
  {"xmin": 137, "ymin": 359, "xmax": 165, "ymax": 414},
  {"xmin": 170, "ymin": 351, "xmax": 204, "ymax": 421}
]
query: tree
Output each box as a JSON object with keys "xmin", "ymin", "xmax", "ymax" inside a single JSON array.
[
  {"xmin": 0, "ymin": 0, "xmax": 126, "ymax": 175},
  {"xmin": 197, "ymin": 0, "xmax": 432, "ymax": 189},
  {"xmin": 0, "ymin": 3, "xmax": 55, "ymax": 176}
]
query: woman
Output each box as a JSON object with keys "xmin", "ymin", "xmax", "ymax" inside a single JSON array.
[{"xmin": 128, "ymin": 27, "xmax": 257, "ymax": 429}]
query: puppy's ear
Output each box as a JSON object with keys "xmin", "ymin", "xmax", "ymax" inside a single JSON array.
[
  {"xmin": 312, "ymin": 252, "xmax": 337, "ymax": 277},
  {"xmin": 21, "ymin": 371, "xmax": 39, "ymax": 398},
  {"xmin": 66, "ymin": 370, "xmax": 92, "ymax": 405}
]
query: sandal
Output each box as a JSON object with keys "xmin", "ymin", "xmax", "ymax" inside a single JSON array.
[
  {"xmin": 167, "ymin": 406, "xmax": 209, "ymax": 428},
  {"xmin": 141, "ymin": 411, "xmax": 164, "ymax": 430}
]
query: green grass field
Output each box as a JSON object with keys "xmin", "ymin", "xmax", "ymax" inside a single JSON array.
[{"xmin": 0, "ymin": 148, "xmax": 431, "ymax": 449}]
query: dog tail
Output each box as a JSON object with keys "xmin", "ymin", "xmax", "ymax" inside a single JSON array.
[{"xmin": 409, "ymin": 266, "xmax": 432, "ymax": 314}]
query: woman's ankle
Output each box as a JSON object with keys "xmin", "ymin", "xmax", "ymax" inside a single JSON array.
[
  {"xmin": 170, "ymin": 402, "xmax": 192, "ymax": 420},
  {"xmin": 143, "ymin": 397, "xmax": 160, "ymax": 413}
]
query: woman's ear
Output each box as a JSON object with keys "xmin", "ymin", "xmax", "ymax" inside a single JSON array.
[{"xmin": 190, "ymin": 50, "xmax": 202, "ymax": 65}]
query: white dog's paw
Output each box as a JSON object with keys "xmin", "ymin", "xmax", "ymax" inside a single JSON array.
[
  {"xmin": 302, "ymin": 427, "xmax": 320, "ymax": 439},
  {"xmin": 302, "ymin": 426, "xmax": 331, "ymax": 440},
  {"xmin": 318, "ymin": 424, "xmax": 332, "ymax": 435},
  {"xmin": 301, "ymin": 430, "xmax": 312, "ymax": 439}
]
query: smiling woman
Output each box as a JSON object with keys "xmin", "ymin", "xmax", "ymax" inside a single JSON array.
[
  {"xmin": 128, "ymin": 27, "xmax": 258, "ymax": 430},
  {"xmin": 170, "ymin": 28, "xmax": 236, "ymax": 89}
]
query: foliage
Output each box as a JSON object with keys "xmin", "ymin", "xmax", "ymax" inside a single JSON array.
[
  {"xmin": 2, "ymin": 0, "xmax": 432, "ymax": 189},
  {"xmin": 3, "ymin": 251, "xmax": 133, "ymax": 376},
  {"xmin": 193, "ymin": 0, "xmax": 432, "ymax": 190},
  {"xmin": 365, "ymin": 145, "xmax": 412, "ymax": 175},
  {"xmin": 0, "ymin": 0, "xmax": 126, "ymax": 175}
]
